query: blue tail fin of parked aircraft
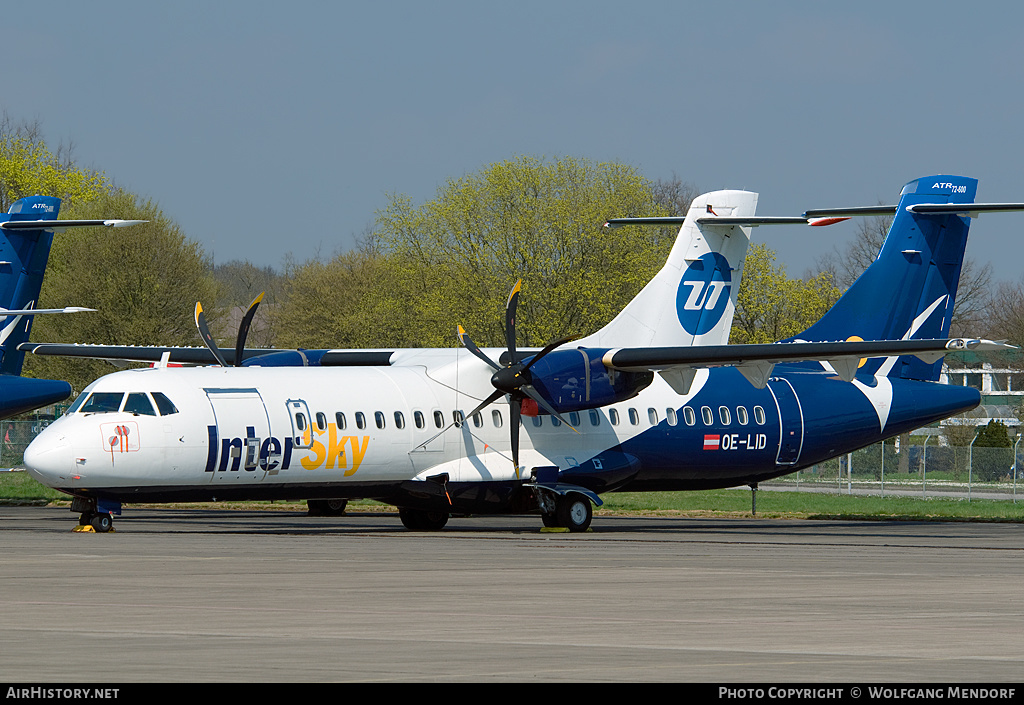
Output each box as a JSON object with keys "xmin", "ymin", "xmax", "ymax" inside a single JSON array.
[
  {"xmin": 0, "ymin": 196, "xmax": 70, "ymax": 414},
  {"xmin": 0, "ymin": 196, "xmax": 65, "ymax": 376},
  {"xmin": 0, "ymin": 196, "xmax": 146, "ymax": 417},
  {"xmin": 789, "ymin": 175, "xmax": 978, "ymax": 382}
]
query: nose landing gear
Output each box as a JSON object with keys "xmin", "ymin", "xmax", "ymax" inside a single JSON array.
[{"xmin": 70, "ymin": 496, "xmax": 119, "ymax": 533}]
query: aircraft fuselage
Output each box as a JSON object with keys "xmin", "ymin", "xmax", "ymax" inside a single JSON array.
[{"xmin": 25, "ymin": 347, "xmax": 981, "ymax": 515}]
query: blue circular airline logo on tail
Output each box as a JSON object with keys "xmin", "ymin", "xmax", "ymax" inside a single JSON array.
[{"xmin": 676, "ymin": 252, "xmax": 732, "ymax": 335}]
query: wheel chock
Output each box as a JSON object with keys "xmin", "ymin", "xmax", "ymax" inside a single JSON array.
[{"xmin": 71, "ymin": 525, "xmax": 116, "ymax": 533}]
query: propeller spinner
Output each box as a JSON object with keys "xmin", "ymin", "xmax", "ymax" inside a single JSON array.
[{"xmin": 457, "ymin": 280, "xmax": 577, "ymax": 476}]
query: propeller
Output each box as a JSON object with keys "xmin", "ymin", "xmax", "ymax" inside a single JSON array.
[
  {"xmin": 194, "ymin": 292, "xmax": 264, "ymax": 367},
  {"xmin": 457, "ymin": 280, "xmax": 577, "ymax": 476}
]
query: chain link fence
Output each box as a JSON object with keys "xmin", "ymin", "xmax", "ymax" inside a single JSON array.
[
  {"xmin": 0, "ymin": 415, "xmax": 60, "ymax": 470},
  {"xmin": 764, "ymin": 441, "xmax": 1022, "ymax": 501}
]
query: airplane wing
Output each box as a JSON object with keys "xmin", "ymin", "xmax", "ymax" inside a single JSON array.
[
  {"xmin": 16, "ymin": 343, "xmax": 291, "ymax": 366},
  {"xmin": 17, "ymin": 342, "xmax": 398, "ymax": 368},
  {"xmin": 600, "ymin": 338, "xmax": 1013, "ymax": 393}
]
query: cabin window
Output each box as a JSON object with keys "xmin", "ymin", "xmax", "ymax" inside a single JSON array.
[
  {"xmin": 609, "ymin": 408, "xmax": 620, "ymax": 426},
  {"xmin": 123, "ymin": 393, "xmax": 156, "ymax": 416},
  {"xmin": 336, "ymin": 412, "xmax": 347, "ymax": 430},
  {"xmin": 683, "ymin": 406, "xmax": 696, "ymax": 426},
  {"xmin": 753, "ymin": 405, "xmax": 766, "ymax": 425},
  {"xmin": 532, "ymin": 415, "xmax": 543, "ymax": 427},
  {"xmin": 628, "ymin": 408, "xmax": 639, "ymax": 425},
  {"xmin": 316, "ymin": 412, "xmax": 327, "ymax": 431},
  {"xmin": 569, "ymin": 412, "xmax": 580, "ymax": 427},
  {"xmin": 355, "ymin": 412, "xmax": 366, "ymax": 430},
  {"xmin": 151, "ymin": 392, "xmax": 179, "ymax": 415},
  {"xmin": 295, "ymin": 413, "xmax": 307, "ymax": 431},
  {"xmin": 453, "ymin": 410, "xmax": 465, "ymax": 427},
  {"xmin": 551, "ymin": 414, "xmax": 561, "ymax": 427},
  {"xmin": 80, "ymin": 392, "xmax": 124, "ymax": 414},
  {"xmin": 394, "ymin": 411, "xmax": 405, "ymax": 429},
  {"xmin": 491, "ymin": 410, "xmax": 503, "ymax": 428},
  {"xmin": 414, "ymin": 411, "xmax": 425, "ymax": 429},
  {"xmin": 666, "ymin": 408, "xmax": 677, "ymax": 426},
  {"xmin": 701, "ymin": 406, "xmax": 713, "ymax": 425},
  {"xmin": 589, "ymin": 409, "xmax": 601, "ymax": 427},
  {"xmin": 648, "ymin": 408, "xmax": 658, "ymax": 425},
  {"xmin": 433, "ymin": 410, "xmax": 444, "ymax": 428},
  {"xmin": 736, "ymin": 406, "xmax": 749, "ymax": 426},
  {"xmin": 718, "ymin": 406, "xmax": 731, "ymax": 425},
  {"xmin": 375, "ymin": 411, "xmax": 386, "ymax": 429}
]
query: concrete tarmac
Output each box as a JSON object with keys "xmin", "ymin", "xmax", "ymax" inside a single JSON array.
[{"xmin": 0, "ymin": 505, "xmax": 1021, "ymax": 683}]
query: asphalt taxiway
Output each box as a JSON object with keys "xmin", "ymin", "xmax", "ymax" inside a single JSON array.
[{"xmin": 1, "ymin": 506, "xmax": 1021, "ymax": 682}]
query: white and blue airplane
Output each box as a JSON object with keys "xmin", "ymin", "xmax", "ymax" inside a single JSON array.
[
  {"xmin": 0, "ymin": 196, "xmax": 142, "ymax": 418},
  {"xmin": 20, "ymin": 175, "xmax": 1022, "ymax": 532}
]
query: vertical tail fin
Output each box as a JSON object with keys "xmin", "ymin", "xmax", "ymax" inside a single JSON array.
[
  {"xmin": 0, "ymin": 196, "xmax": 62, "ymax": 375},
  {"xmin": 579, "ymin": 189, "xmax": 759, "ymax": 348},
  {"xmin": 792, "ymin": 175, "xmax": 978, "ymax": 381}
]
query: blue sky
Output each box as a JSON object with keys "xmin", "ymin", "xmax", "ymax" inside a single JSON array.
[{"xmin": 8, "ymin": 1, "xmax": 1024, "ymax": 284}]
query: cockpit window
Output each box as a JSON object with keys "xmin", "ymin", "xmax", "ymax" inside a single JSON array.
[
  {"xmin": 66, "ymin": 391, "xmax": 90, "ymax": 415},
  {"xmin": 80, "ymin": 392, "xmax": 125, "ymax": 414},
  {"xmin": 151, "ymin": 392, "xmax": 179, "ymax": 416},
  {"xmin": 123, "ymin": 393, "xmax": 157, "ymax": 416}
]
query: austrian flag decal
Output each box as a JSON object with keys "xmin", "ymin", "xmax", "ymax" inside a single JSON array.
[{"xmin": 703, "ymin": 434, "xmax": 720, "ymax": 450}]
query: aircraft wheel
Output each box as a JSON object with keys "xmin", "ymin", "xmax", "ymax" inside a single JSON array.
[
  {"xmin": 398, "ymin": 507, "xmax": 448, "ymax": 531},
  {"xmin": 308, "ymin": 499, "xmax": 348, "ymax": 516},
  {"xmin": 556, "ymin": 495, "xmax": 592, "ymax": 533},
  {"xmin": 78, "ymin": 512, "xmax": 93, "ymax": 526},
  {"xmin": 541, "ymin": 513, "xmax": 559, "ymax": 528},
  {"xmin": 90, "ymin": 513, "xmax": 113, "ymax": 533}
]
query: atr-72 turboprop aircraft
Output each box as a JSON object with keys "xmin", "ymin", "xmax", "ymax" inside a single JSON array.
[{"xmin": 21, "ymin": 175, "xmax": 1023, "ymax": 532}]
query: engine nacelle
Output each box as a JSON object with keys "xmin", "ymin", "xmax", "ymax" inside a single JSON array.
[{"xmin": 523, "ymin": 347, "xmax": 652, "ymax": 414}]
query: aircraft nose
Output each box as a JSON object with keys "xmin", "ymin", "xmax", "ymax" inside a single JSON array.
[{"xmin": 23, "ymin": 432, "xmax": 72, "ymax": 488}]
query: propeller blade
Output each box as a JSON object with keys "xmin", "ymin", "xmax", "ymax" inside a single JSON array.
[
  {"xmin": 510, "ymin": 394, "xmax": 521, "ymax": 477},
  {"xmin": 234, "ymin": 292, "xmax": 265, "ymax": 367},
  {"xmin": 465, "ymin": 388, "xmax": 504, "ymax": 421},
  {"xmin": 505, "ymin": 279, "xmax": 521, "ymax": 365},
  {"xmin": 194, "ymin": 301, "xmax": 228, "ymax": 367},
  {"xmin": 522, "ymin": 385, "xmax": 579, "ymax": 433},
  {"xmin": 457, "ymin": 324, "xmax": 501, "ymax": 371}
]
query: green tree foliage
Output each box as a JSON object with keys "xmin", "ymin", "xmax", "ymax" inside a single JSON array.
[
  {"xmin": 23, "ymin": 188, "xmax": 218, "ymax": 394},
  {"xmin": 0, "ymin": 113, "xmax": 107, "ymax": 212},
  {"xmin": 275, "ymin": 156, "xmax": 675, "ymax": 349},
  {"xmin": 731, "ymin": 243, "xmax": 841, "ymax": 344},
  {"xmin": 973, "ymin": 420, "xmax": 1011, "ymax": 448}
]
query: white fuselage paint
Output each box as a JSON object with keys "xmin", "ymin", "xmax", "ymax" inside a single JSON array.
[{"xmin": 25, "ymin": 348, "xmax": 713, "ymax": 494}]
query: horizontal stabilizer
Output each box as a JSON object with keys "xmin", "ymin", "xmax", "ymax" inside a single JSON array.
[
  {"xmin": 0, "ymin": 219, "xmax": 147, "ymax": 231},
  {"xmin": 606, "ymin": 215, "xmax": 813, "ymax": 228},
  {"xmin": 804, "ymin": 203, "xmax": 1024, "ymax": 219},
  {"xmin": 0, "ymin": 306, "xmax": 95, "ymax": 315}
]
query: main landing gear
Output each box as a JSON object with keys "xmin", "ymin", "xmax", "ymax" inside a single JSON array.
[
  {"xmin": 398, "ymin": 507, "xmax": 450, "ymax": 531},
  {"xmin": 541, "ymin": 493, "xmax": 593, "ymax": 532},
  {"xmin": 307, "ymin": 498, "xmax": 348, "ymax": 516}
]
